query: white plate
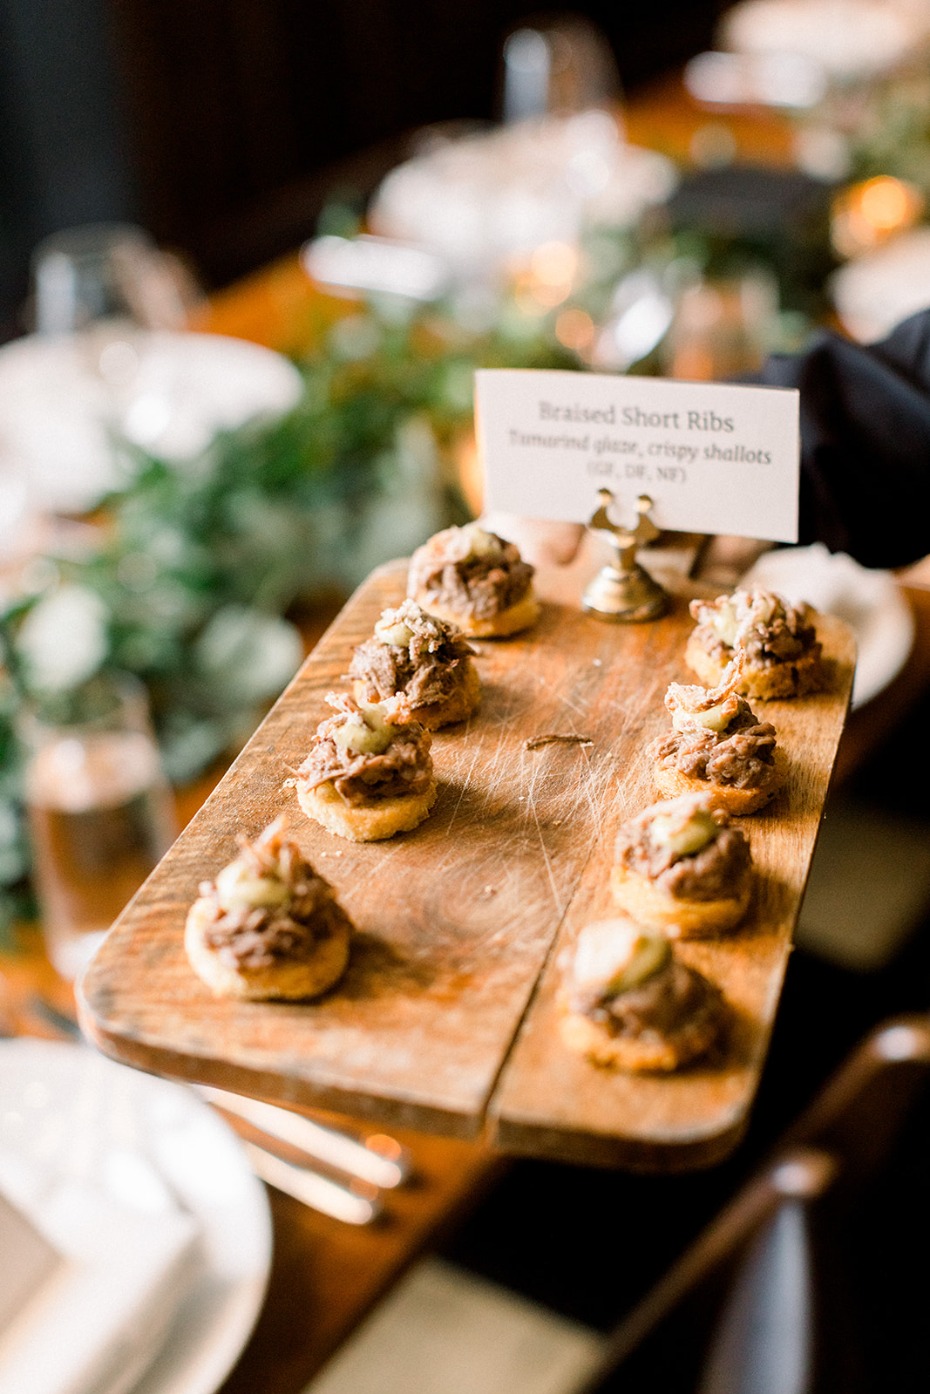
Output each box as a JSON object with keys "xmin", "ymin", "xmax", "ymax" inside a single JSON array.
[
  {"xmin": 0, "ymin": 330, "xmax": 303, "ymax": 514},
  {"xmin": 0, "ymin": 1038, "xmax": 272, "ymax": 1394},
  {"xmin": 718, "ymin": 0, "xmax": 919, "ymax": 82},
  {"xmin": 744, "ymin": 542, "xmax": 915, "ymax": 708},
  {"xmin": 830, "ymin": 227, "xmax": 930, "ymax": 343}
]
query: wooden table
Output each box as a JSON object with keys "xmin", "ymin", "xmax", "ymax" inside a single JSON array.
[{"xmin": 5, "ymin": 64, "xmax": 930, "ymax": 1394}]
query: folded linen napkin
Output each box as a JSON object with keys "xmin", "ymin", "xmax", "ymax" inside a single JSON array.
[
  {"xmin": 0, "ymin": 1194, "xmax": 63, "ymax": 1333},
  {"xmin": 0, "ymin": 1178, "xmax": 199, "ymax": 1394}
]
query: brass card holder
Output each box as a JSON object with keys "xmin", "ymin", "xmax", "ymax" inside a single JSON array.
[{"xmin": 582, "ymin": 488, "xmax": 669, "ymax": 622}]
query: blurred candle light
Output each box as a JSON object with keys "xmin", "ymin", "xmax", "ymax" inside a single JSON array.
[{"xmin": 831, "ymin": 175, "xmax": 925, "ymax": 258}]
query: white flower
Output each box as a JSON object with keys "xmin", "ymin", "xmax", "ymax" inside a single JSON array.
[
  {"xmin": 17, "ymin": 585, "xmax": 109, "ymax": 693},
  {"xmin": 194, "ymin": 606, "xmax": 302, "ymax": 705}
]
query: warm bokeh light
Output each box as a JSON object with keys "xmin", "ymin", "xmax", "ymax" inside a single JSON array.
[
  {"xmin": 831, "ymin": 176, "xmax": 925, "ymax": 259},
  {"xmin": 453, "ymin": 428, "xmax": 484, "ymax": 516},
  {"xmin": 554, "ymin": 306, "xmax": 595, "ymax": 354},
  {"xmin": 861, "ymin": 176, "xmax": 919, "ymax": 233},
  {"xmin": 530, "ymin": 239, "xmax": 579, "ymax": 288},
  {"xmin": 512, "ymin": 239, "xmax": 580, "ymax": 311}
]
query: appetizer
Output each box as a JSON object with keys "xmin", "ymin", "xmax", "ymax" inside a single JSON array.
[
  {"xmin": 559, "ymin": 915, "xmax": 725, "ymax": 1071},
  {"xmin": 407, "ymin": 521, "xmax": 539, "ymax": 637},
  {"xmin": 348, "ymin": 598, "xmax": 480, "ymax": 729},
  {"xmin": 650, "ymin": 661, "xmax": 786, "ymax": 815},
  {"xmin": 685, "ymin": 585, "xmax": 824, "ymax": 698},
  {"xmin": 295, "ymin": 693, "xmax": 437, "ymax": 841},
  {"xmin": 185, "ymin": 818, "xmax": 352, "ymax": 1000},
  {"xmin": 610, "ymin": 792, "xmax": 752, "ymax": 938}
]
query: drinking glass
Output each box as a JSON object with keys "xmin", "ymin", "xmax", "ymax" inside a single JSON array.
[
  {"xmin": 499, "ymin": 14, "xmax": 622, "ymax": 123},
  {"xmin": 19, "ymin": 672, "xmax": 177, "ymax": 980},
  {"xmin": 24, "ymin": 223, "xmax": 203, "ymax": 508},
  {"xmin": 661, "ymin": 268, "xmax": 779, "ymax": 381},
  {"xmin": 29, "ymin": 221, "xmax": 193, "ymax": 337}
]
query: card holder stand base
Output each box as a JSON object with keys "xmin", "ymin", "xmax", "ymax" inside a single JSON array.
[{"xmin": 582, "ymin": 488, "xmax": 669, "ymax": 623}]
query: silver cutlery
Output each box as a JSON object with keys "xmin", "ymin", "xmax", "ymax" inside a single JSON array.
[
  {"xmin": 241, "ymin": 1143, "xmax": 381, "ymax": 1227},
  {"xmin": 195, "ymin": 1085, "xmax": 410, "ymax": 1190}
]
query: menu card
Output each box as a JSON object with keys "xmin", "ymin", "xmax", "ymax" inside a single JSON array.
[{"xmin": 476, "ymin": 368, "xmax": 800, "ymax": 542}]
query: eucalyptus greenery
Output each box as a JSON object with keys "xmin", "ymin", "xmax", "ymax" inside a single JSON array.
[
  {"xmin": 847, "ymin": 70, "xmax": 930, "ymax": 198},
  {"xmin": 0, "ymin": 283, "xmax": 577, "ymax": 934}
]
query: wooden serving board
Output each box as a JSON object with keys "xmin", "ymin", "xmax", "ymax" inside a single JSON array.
[{"xmin": 78, "ymin": 542, "xmax": 855, "ymax": 1169}]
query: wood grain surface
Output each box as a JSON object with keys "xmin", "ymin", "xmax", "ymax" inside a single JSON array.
[{"xmin": 78, "ymin": 541, "xmax": 855, "ymax": 1168}]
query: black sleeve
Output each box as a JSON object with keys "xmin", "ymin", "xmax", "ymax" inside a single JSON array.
[{"xmin": 757, "ymin": 308, "xmax": 930, "ymax": 570}]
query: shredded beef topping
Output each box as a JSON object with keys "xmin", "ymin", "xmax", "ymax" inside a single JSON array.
[
  {"xmin": 571, "ymin": 958, "xmax": 718, "ymax": 1039},
  {"xmin": 407, "ymin": 524, "xmax": 534, "ymax": 620},
  {"xmin": 297, "ymin": 693, "xmax": 433, "ymax": 806},
  {"xmin": 688, "ymin": 586, "xmax": 819, "ymax": 669},
  {"xmin": 197, "ymin": 822, "xmax": 347, "ymax": 970},
  {"xmin": 349, "ymin": 599, "xmax": 475, "ymax": 710},
  {"xmin": 651, "ymin": 718, "xmax": 777, "ymax": 789},
  {"xmin": 615, "ymin": 800, "xmax": 751, "ymax": 901}
]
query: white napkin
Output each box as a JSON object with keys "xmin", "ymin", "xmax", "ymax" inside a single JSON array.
[
  {"xmin": 0, "ymin": 1194, "xmax": 63, "ymax": 1333},
  {"xmin": 830, "ymin": 226, "xmax": 930, "ymax": 344},
  {"xmin": 0, "ymin": 1180, "xmax": 199, "ymax": 1394}
]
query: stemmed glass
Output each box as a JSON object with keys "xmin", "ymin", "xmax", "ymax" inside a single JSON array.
[
  {"xmin": 30, "ymin": 221, "xmax": 194, "ymax": 337},
  {"xmin": 498, "ymin": 14, "xmax": 623, "ymax": 123},
  {"xmin": 24, "ymin": 223, "xmax": 202, "ymax": 501}
]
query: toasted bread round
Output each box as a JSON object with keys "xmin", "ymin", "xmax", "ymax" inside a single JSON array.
[
  {"xmin": 558, "ymin": 981, "xmax": 724, "ymax": 1072},
  {"xmin": 609, "ymin": 863, "xmax": 751, "ymax": 939},
  {"xmin": 185, "ymin": 896, "xmax": 351, "ymax": 1001},
  {"xmin": 684, "ymin": 632, "xmax": 824, "ymax": 699},
  {"xmin": 297, "ymin": 776, "xmax": 437, "ymax": 841},
  {"xmin": 411, "ymin": 590, "xmax": 540, "ymax": 639},
  {"xmin": 352, "ymin": 659, "xmax": 480, "ymax": 731},
  {"xmin": 653, "ymin": 745, "xmax": 787, "ymax": 816}
]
